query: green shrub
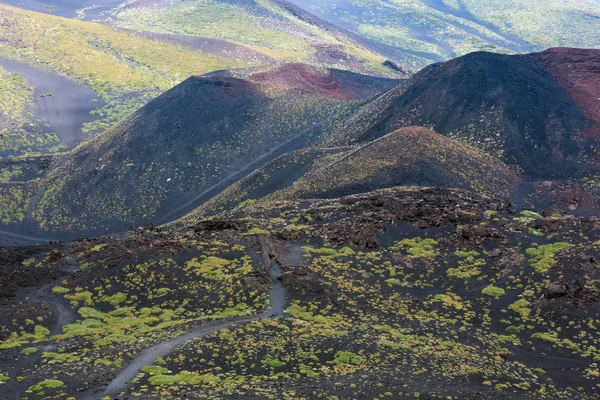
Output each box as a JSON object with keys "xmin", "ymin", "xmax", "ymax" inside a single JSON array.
[
  {"xmin": 73, "ymin": 291, "xmax": 93, "ymax": 304},
  {"xmin": 531, "ymin": 332, "xmax": 560, "ymax": 344},
  {"xmin": 27, "ymin": 379, "xmax": 64, "ymax": 392},
  {"xmin": 392, "ymin": 237, "xmax": 438, "ymax": 259},
  {"xmin": 20, "ymin": 347, "xmax": 38, "ymax": 355},
  {"xmin": 528, "ymin": 228, "xmax": 544, "ymax": 237},
  {"xmin": 142, "ymin": 365, "xmax": 169, "ymax": 375},
  {"xmin": 481, "ymin": 286, "xmax": 505, "ymax": 298},
  {"xmin": 526, "ymin": 242, "xmax": 570, "ymax": 272},
  {"xmin": 148, "ymin": 374, "xmax": 175, "ymax": 386},
  {"xmin": 100, "ymin": 292, "xmax": 127, "ymax": 305},
  {"xmin": 335, "ymin": 351, "xmax": 363, "ymax": 365},
  {"xmin": 51, "ymin": 286, "xmax": 70, "ymax": 294}
]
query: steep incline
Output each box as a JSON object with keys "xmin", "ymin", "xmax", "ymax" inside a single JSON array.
[
  {"xmin": 324, "ymin": 48, "xmax": 600, "ymax": 178},
  {"xmin": 536, "ymin": 48, "xmax": 600, "ymax": 134}
]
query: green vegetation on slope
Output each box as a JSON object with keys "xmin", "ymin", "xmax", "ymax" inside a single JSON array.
[
  {"xmin": 109, "ymin": 0, "xmax": 394, "ymax": 76},
  {"xmin": 0, "ymin": 3, "xmax": 260, "ymax": 156},
  {"xmin": 1, "ymin": 185, "xmax": 600, "ymax": 398},
  {"xmin": 461, "ymin": 0, "xmax": 600, "ymax": 49},
  {"xmin": 269, "ymin": 127, "xmax": 519, "ymax": 202},
  {"xmin": 0, "ymin": 65, "xmax": 66, "ymax": 156},
  {"xmin": 296, "ymin": 0, "xmax": 600, "ymax": 63},
  {"xmin": 32, "ymin": 77, "xmax": 364, "ymax": 235},
  {"xmin": 0, "ymin": 5, "xmax": 253, "ymax": 95}
]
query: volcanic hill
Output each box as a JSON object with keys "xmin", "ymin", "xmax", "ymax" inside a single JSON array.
[{"xmin": 324, "ymin": 48, "xmax": 600, "ymax": 178}]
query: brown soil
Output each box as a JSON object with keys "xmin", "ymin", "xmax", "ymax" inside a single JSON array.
[
  {"xmin": 537, "ymin": 48, "xmax": 600, "ymax": 137},
  {"xmin": 250, "ymin": 63, "xmax": 400, "ymax": 100}
]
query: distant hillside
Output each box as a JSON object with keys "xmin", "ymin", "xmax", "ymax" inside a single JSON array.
[
  {"xmin": 32, "ymin": 65, "xmax": 399, "ymax": 235},
  {"xmin": 105, "ymin": 0, "xmax": 414, "ymax": 76},
  {"xmin": 324, "ymin": 48, "xmax": 600, "ymax": 178},
  {"xmin": 0, "ymin": 2, "xmax": 408, "ymax": 159},
  {"xmin": 0, "ymin": 3, "xmax": 259, "ymax": 158},
  {"xmin": 289, "ymin": 0, "xmax": 600, "ymax": 64}
]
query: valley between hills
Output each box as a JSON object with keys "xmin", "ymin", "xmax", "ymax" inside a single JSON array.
[{"xmin": 0, "ymin": 1, "xmax": 600, "ymax": 399}]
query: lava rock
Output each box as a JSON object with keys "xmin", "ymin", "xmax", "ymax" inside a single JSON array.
[{"xmin": 545, "ymin": 282, "xmax": 569, "ymax": 299}]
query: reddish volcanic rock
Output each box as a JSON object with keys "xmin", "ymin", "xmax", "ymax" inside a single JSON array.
[
  {"xmin": 537, "ymin": 48, "xmax": 600, "ymax": 137},
  {"xmin": 250, "ymin": 63, "xmax": 400, "ymax": 100},
  {"xmin": 251, "ymin": 64, "xmax": 345, "ymax": 99}
]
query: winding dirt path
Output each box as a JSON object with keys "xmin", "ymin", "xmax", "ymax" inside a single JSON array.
[
  {"xmin": 23, "ymin": 282, "xmax": 77, "ymax": 354},
  {"xmin": 20, "ymin": 258, "xmax": 80, "ymax": 354},
  {"xmin": 86, "ymin": 250, "xmax": 288, "ymax": 399},
  {"xmin": 0, "ymin": 229, "xmax": 53, "ymax": 243}
]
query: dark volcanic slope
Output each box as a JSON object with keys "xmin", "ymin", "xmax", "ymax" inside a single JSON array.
[
  {"xmin": 33, "ymin": 65, "xmax": 397, "ymax": 236},
  {"xmin": 271, "ymin": 126, "xmax": 520, "ymax": 201},
  {"xmin": 325, "ymin": 48, "xmax": 600, "ymax": 178},
  {"xmin": 177, "ymin": 148, "xmax": 344, "ymax": 227},
  {"xmin": 177, "ymin": 126, "xmax": 520, "ymax": 227}
]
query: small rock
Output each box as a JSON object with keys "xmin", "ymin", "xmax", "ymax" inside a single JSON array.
[{"xmin": 545, "ymin": 282, "xmax": 569, "ymax": 299}]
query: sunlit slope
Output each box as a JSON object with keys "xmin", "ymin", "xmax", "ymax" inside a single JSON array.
[
  {"xmin": 109, "ymin": 0, "xmax": 409, "ymax": 76},
  {"xmin": 290, "ymin": 0, "xmax": 600, "ymax": 64}
]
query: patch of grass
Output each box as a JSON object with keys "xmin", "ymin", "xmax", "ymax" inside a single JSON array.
[
  {"xmin": 99, "ymin": 292, "xmax": 127, "ymax": 305},
  {"xmin": 148, "ymin": 374, "xmax": 175, "ymax": 386},
  {"xmin": 142, "ymin": 365, "xmax": 169, "ymax": 375},
  {"xmin": 27, "ymin": 379, "xmax": 64, "ymax": 392},
  {"xmin": 90, "ymin": 244, "xmax": 108, "ymax": 252},
  {"xmin": 79, "ymin": 263, "xmax": 90, "ymax": 270},
  {"xmin": 506, "ymin": 326, "xmax": 522, "ymax": 333},
  {"xmin": 447, "ymin": 251, "xmax": 485, "ymax": 278},
  {"xmin": 508, "ymin": 299, "xmax": 531, "ymax": 318},
  {"xmin": 243, "ymin": 228, "xmax": 270, "ymax": 236},
  {"xmin": 335, "ymin": 351, "xmax": 363, "ymax": 365},
  {"xmin": 391, "ymin": 237, "xmax": 439, "ymax": 259},
  {"xmin": 433, "ymin": 293, "xmax": 466, "ymax": 310},
  {"xmin": 51, "ymin": 286, "xmax": 70, "ymax": 294},
  {"xmin": 528, "ymin": 228, "xmax": 544, "ymax": 237},
  {"xmin": 531, "ymin": 332, "xmax": 560, "ymax": 344},
  {"xmin": 525, "ymin": 242, "xmax": 571, "ymax": 273},
  {"xmin": 20, "ymin": 347, "xmax": 38, "ymax": 355},
  {"xmin": 0, "ymin": 183, "xmax": 39, "ymax": 224},
  {"xmin": 0, "ymin": 324, "xmax": 50, "ymax": 350},
  {"xmin": 71, "ymin": 291, "xmax": 93, "ymax": 305},
  {"xmin": 481, "ymin": 285, "xmax": 505, "ymax": 298}
]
